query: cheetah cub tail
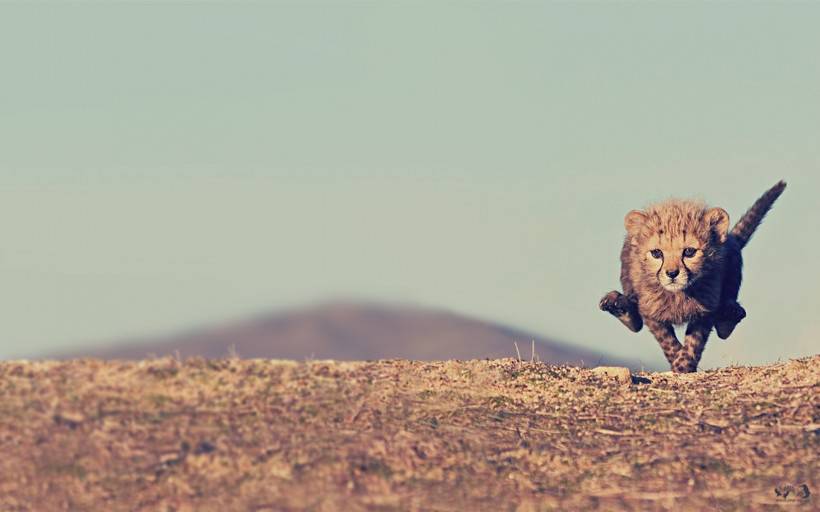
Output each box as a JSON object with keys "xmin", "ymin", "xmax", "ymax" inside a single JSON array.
[{"xmin": 731, "ymin": 180, "xmax": 787, "ymax": 249}]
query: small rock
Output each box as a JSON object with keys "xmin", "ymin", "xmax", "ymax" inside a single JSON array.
[
  {"xmin": 194, "ymin": 441, "xmax": 216, "ymax": 455},
  {"xmin": 592, "ymin": 366, "xmax": 632, "ymax": 384},
  {"xmin": 53, "ymin": 412, "xmax": 85, "ymax": 429},
  {"xmin": 159, "ymin": 452, "xmax": 182, "ymax": 465}
]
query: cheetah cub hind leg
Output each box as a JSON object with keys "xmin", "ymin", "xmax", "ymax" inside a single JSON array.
[
  {"xmin": 599, "ymin": 290, "xmax": 643, "ymax": 332},
  {"xmin": 714, "ymin": 302, "xmax": 747, "ymax": 340}
]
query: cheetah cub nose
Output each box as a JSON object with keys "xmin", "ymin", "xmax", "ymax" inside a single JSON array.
[{"xmin": 666, "ymin": 269, "xmax": 680, "ymax": 279}]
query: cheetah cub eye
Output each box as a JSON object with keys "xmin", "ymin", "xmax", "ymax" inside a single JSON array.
[
  {"xmin": 682, "ymin": 247, "xmax": 697, "ymax": 258},
  {"xmin": 650, "ymin": 249, "xmax": 663, "ymax": 259}
]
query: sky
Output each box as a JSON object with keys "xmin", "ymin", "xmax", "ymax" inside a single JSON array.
[{"xmin": 0, "ymin": 2, "xmax": 818, "ymax": 368}]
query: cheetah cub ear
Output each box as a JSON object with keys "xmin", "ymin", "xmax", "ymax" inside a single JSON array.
[
  {"xmin": 704, "ymin": 207, "xmax": 730, "ymax": 243},
  {"xmin": 624, "ymin": 210, "xmax": 648, "ymax": 245}
]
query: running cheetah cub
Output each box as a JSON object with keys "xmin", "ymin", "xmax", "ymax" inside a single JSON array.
[{"xmin": 599, "ymin": 181, "xmax": 786, "ymax": 373}]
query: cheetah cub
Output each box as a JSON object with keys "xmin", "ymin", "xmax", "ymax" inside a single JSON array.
[{"xmin": 599, "ymin": 181, "xmax": 786, "ymax": 373}]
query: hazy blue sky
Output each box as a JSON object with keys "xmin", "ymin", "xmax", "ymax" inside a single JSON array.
[{"xmin": 1, "ymin": 3, "xmax": 818, "ymax": 368}]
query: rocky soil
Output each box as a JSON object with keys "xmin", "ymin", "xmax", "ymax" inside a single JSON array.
[{"xmin": 0, "ymin": 355, "xmax": 817, "ymax": 511}]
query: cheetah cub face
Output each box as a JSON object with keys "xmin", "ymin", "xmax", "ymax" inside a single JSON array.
[{"xmin": 625, "ymin": 204, "xmax": 729, "ymax": 293}]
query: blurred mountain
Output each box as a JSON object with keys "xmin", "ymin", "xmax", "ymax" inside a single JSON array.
[{"xmin": 56, "ymin": 302, "xmax": 642, "ymax": 367}]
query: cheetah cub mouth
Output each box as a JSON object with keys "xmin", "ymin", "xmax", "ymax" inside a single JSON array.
[{"xmin": 660, "ymin": 272, "xmax": 688, "ymax": 292}]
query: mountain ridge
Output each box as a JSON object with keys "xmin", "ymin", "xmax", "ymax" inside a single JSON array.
[{"xmin": 50, "ymin": 301, "xmax": 644, "ymax": 368}]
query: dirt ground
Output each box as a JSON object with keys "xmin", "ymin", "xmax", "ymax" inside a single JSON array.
[{"xmin": 0, "ymin": 355, "xmax": 817, "ymax": 511}]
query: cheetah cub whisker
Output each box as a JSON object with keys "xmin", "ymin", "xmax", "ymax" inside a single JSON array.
[{"xmin": 599, "ymin": 180, "xmax": 786, "ymax": 373}]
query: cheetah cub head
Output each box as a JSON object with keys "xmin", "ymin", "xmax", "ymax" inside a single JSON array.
[{"xmin": 625, "ymin": 200, "xmax": 729, "ymax": 292}]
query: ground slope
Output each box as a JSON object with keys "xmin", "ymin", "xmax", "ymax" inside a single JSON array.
[{"xmin": 0, "ymin": 355, "xmax": 816, "ymax": 511}]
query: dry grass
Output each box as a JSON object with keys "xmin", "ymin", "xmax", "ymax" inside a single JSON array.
[{"xmin": 0, "ymin": 355, "xmax": 817, "ymax": 511}]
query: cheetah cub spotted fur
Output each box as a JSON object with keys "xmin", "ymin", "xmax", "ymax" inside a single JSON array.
[{"xmin": 599, "ymin": 181, "xmax": 786, "ymax": 373}]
